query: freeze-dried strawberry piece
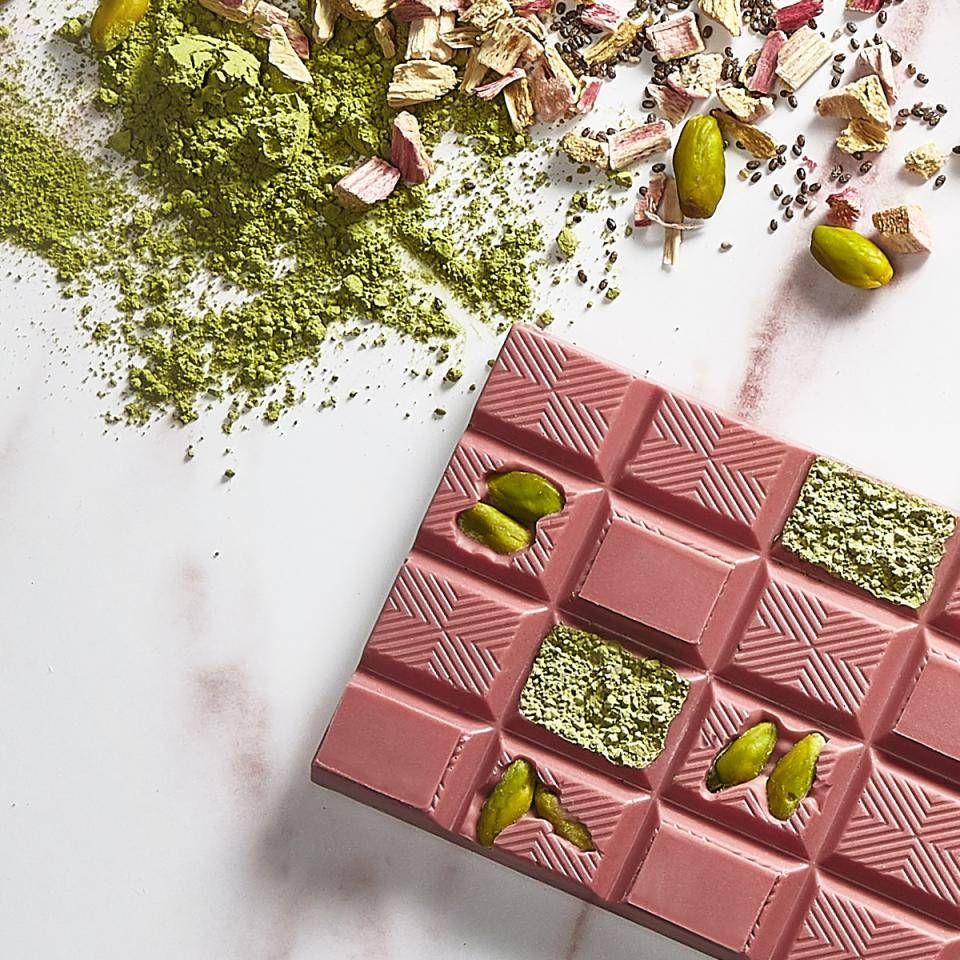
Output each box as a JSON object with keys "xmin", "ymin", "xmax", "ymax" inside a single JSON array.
[
  {"xmin": 334, "ymin": 157, "xmax": 401, "ymax": 209},
  {"xmin": 391, "ymin": 0, "xmax": 440, "ymax": 19},
  {"xmin": 391, "ymin": 112, "xmax": 436, "ymax": 184},
  {"xmin": 580, "ymin": 1, "xmax": 623, "ymax": 32},
  {"xmin": 474, "ymin": 66, "xmax": 525, "ymax": 99},
  {"xmin": 576, "ymin": 76, "xmax": 604, "ymax": 114},
  {"xmin": 846, "ymin": 0, "xmax": 882, "ymax": 11},
  {"xmin": 773, "ymin": 0, "xmax": 823, "ymax": 33},
  {"xmin": 747, "ymin": 30, "xmax": 785, "ymax": 94}
]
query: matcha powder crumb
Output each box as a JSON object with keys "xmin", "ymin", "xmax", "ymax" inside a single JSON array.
[{"xmin": 0, "ymin": 3, "xmax": 543, "ymax": 426}]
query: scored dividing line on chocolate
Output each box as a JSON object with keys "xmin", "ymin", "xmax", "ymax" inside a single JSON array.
[{"xmin": 314, "ymin": 325, "xmax": 960, "ymax": 960}]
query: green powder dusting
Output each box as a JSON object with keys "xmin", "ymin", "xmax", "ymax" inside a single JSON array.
[
  {"xmin": 781, "ymin": 457, "xmax": 956, "ymax": 609},
  {"xmin": 519, "ymin": 625, "xmax": 689, "ymax": 769},
  {"xmin": 0, "ymin": 2, "xmax": 543, "ymax": 425}
]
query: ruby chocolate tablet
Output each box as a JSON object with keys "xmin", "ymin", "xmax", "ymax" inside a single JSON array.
[{"xmin": 313, "ymin": 325, "xmax": 960, "ymax": 960}]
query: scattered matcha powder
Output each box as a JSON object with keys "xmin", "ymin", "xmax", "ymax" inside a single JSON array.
[
  {"xmin": 0, "ymin": 3, "xmax": 544, "ymax": 426},
  {"xmin": 781, "ymin": 457, "xmax": 956, "ymax": 608},
  {"xmin": 519, "ymin": 625, "xmax": 689, "ymax": 769}
]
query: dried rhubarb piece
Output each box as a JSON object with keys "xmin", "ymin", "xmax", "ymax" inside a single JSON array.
[
  {"xmin": 775, "ymin": 25, "xmax": 832, "ymax": 90},
  {"xmin": 700, "ymin": 0, "xmax": 741, "ymax": 36},
  {"xmin": 904, "ymin": 142, "xmax": 945, "ymax": 180},
  {"xmin": 846, "ymin": 0, "xmax": 882, "ymax": 11},
  {"xmin": 817, "ymin": 75, "xmax": 890, "ymax": 128},
  {"xmin": 560, "ymin": 132, "xmax": 607, "ymax": 166},
  {"xmin": 580, "ymin": 1, "xmax": 623, "ymax": 32},
  {"xmin": 407, "ymin": 14, "xmax": 454, "ymax": 60},
  {"xmin": 460, "ymin": 0, "xmax": 511, "ymax": 29},
  {"xmin": 252, "ymin": 1, "xmax": 311, "ymax": 58},
  {"xmin": 747, "ymin": 30, "xmax": 785, "ymax": 94},
  {"xmin": 717, "ymin": 84, "xmax": 774, "ymax": 123},
  {"xmin": 474, "ymin": 66, "xmax": 525, "ymax": 99},
  {"xmin": 773, "ymin": 0, "xmax": 823, "ymax": 33},
  {"xmin": 391, "ymin": 111, "xmax": 435, "ymax": 184},
  {"xmin": 576, "ymin": 76, "xmax": 604, "ymax": 114},
  {"xmin": 858, "ymin": 41, "xmax": 897, "ymax": 105},
  {"xmin": 503, "ymin": 75, "xmax": 535, "ymax": 130},
  {"xmin": 583, "ymin": 16, "xmax": 646, "ymax": 65},
  {"xmin": 634, "ymin": 172, "xmax": 667, "ymax": 227},
  {"xmin": 608, "ymin": 120, "xmax": 671, "ymax": 171},
  {"xmin": 646, "ymin": 82, "xmax": 692, "ymax": 126},
  {"xmin": 267, "ymin": 24, "xmax": 312, "ymax": 81},
  {"xmin": 530, "ymin": 64, "xmax": 576, "ymax": 122},
  {"xmin": 391, "ymin": 0, "xmax": 440, "ymax": 20},
  {"xmin": 373, "ymin": 16, "xmax": 397, "ymax": 55},
  {"xmin": 825, "ymin": 186, "xmax": 862, "ymax": 227},
  {"xmin": 309, "ymin": 0, "xmax": 338, "ymax": 43},
  {"xmin": 477, "ymin": 17, "xmax": 540, "ymax": 74},
  {"xmin": 836, "ymin": 119, "xmax": 888, "ymax": 154},
  {"xmin": 334, "ymin": 157, "xmax": 401, "ymax": 209},
  {"xmin": 388, "ymin": 59, "xmax": 458, "ymax": 107},
  {"xmin": 872, "ymin": 205, "xmax": 933, "ymax": 254},
  {"xmin": 669, "ymin": 53, "xmax": 724, "ymax": 99},
  {"xmin": 513, "ymin": 0, "xmax": 551, "ymax": 11},
  {"xmin": 460, "ymin": 48, "xmax": 489, "ymax": 93},
  {"xmin": 198, "ymin": 0, "xmax": 257, "ymax": 22},
  {"xmin": 646, "ymin": 11, "xmax": 704, "ymax": 62},
  {"xmin": 441, "ymin": 24, "xmax": 480, "ymax": 47},
  {"xmin": 711, "ymin": 108, "xmax": 779, "ymax": 159}
]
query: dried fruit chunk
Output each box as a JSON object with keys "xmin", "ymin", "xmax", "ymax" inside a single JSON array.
[
  {"xmin": 503, "ymin": 76, "xmax": 535, "ymax": 131},
  {"xmin": 583, "ymin": 16, "xmax": 646, "ymax": 66},
  {"xmin": 775, "ymin": 25, "xmax": 832, "ymax": 90},
  {"xmin": 773, "ymin": 0, "xmax": 823, "ymax": 33},
  {"xmin": 486, "ymin": 471, "xmax": 564, "ymax": 525},
  {"xmin": 477, "ymin": 17, "xmax": 538, "ymax": 74},
  {"xmin": 330, "ymin": 0, "xmax": 391, "ymax": 18},
  {"xmin": 373, "ymin": 16, "xmax": 397, "ymax": 55},
  {"xmin": 706, "ymin": 722, "xmax": 778, "ymax": 792},
  {"xmin": 634, "ymin": 172, "xmax": 667, "ymax": 227},
  {"xmin": 391, "ymin": 111, "xmax": 435, "ymax": 184},
  {"xmin": 817, "ymin": 75, "xmax": 891, "ymax": 129},
  {"xmin": 904, "ymin": 142, "xmax": 945, "ymax": 180},
  {"xmin": 561, "ymin": 132, "xmax": 607, "ymax": 166},
  {"xmin": 670, "ymin": 53, "xmax": 724, "ymax": 99},
  {"xmin": 825, "ymin": 186, "xmax": 862, "ymax": 227},
  {"xmin": 457, "ymin": 503, "xmax": 533, "ymax": 554},
  {"xmin": 460, "ymin": 0, "xmax": 511, "ymax": 29},
  {"xmin": 251, "ymin": 1, "xmax": 311, "ymax": 58},
  {"xmin": 748, "ymin": 30, "xmax": 785, "ymax": 94},
  {"xmin": 387, "ymin": 60, "xmax": 458, "ymax": 107},
  {"xmin": 477, "ymin": 759, "xmax": 536, "ymax": 846},
  {"xmin": 858, "ymin": 41, "xmax": 897, "ymax": 104},
  {"xmin": 711, "ymin": 109, "xmax": 779, "ymax": 160},
  {"xmin": 90, "ymin": 0, "xmax": 151, "ymax": 50},
  {"xmin": 872, "ymin": 204, "xmax": 933, "ymax": 254},
  {"xmin": 534, "ymin": 786, "xmax": 595, "ymax": 851},
  {"xmin": 608, "ymin": 121, "xmax": 671, "ymax": 171},
  {"xmin": 646, "ymin": 11, "xmax": 704, "ymax": 62},
  {"xmin": 267, "ymin": 24, "xmax": 313, "ymax": 82},
  {"xmin": 646, "ymin": 82, "xmax": 692, "ymax": 125},
  {"xmin": 766, "ymin": 733, "xmax": 826, "ymax": 821},
  {"xmin": 334, "ymin": 157, "xmax": 401, "ymax": 209},
  {"xmin": 309, "ymin": 0, "xmax": 338, "ymax": 44},
  {"xmin": 716, "ymin": 84, "xmax": 774, "ymax": 123},
  {"xmin": 836, "ymin": 118, "xmax": 888, "ymax": 154},
  {"xmin": 810, "ymin": 225, "xmax": 893, "ymax": 289},
  {"xmin": 576, "ymin": 76, "xmax": 604, "ymax": 114},
  {"xmin": 673, "ymin": 115, "xmax": 725, "ymax": 220},
  {"xmin": 392, "ymin": 0, "xmax": 440, "ymax": 20},
  {"xmin": 580, "ymin": 1, "xmax": 623, "ymax": 32},
  {"xmin": 699, "ymin": 0, "xmax": 741, "ymax": 37}
]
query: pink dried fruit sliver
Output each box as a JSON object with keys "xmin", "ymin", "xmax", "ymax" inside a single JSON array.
[
  {"xmin": 391, "ymin": 0, "xmax": 441, "ymax": 20},
  {"xmin": 580, "ymin": 1, "xmax": 622, "ymax": 32},
  {"xmin": 858, "ymin": 41, "xmax": 897, "ymax": 105},
  {"xmin": 576, "ymin": 76, "xmax": 604, "ymax": 114},
  {"xmin": 634, "ymin": 172, "xmax": 667, "ymax": 227},
  {"xmin": 251, "ymin": 0, "xmax": 310, "ymax": 58},
  {"xmin": 646, "ymin": 11, "xmax": 704, "ymax": 62},
  {"xmin": 846, "ymin": 0, "xmax": 882, "ymax": 11},
  {"xmin": 773, "ymin": 0, "xmax": 823, "ymax": 34},
  {"xmin": 748, "ymin": 30, "xmax": 785, "ymax": 94},
  {"xmin": 608, "ymin": 120, "xmax": 671, "ymax": 171},
  {"xmin": 333, "ymin": 157, "xmax": 401, "ymax": 209},
  {"xmin": 647, "ymin": 83, "xmax": 692, "ymax": 125},
  {"xmin": 391, "ymin": 112, "xmax": 435, "ymax": 184},
  {"xmin": 474, "ymin": 66, "xmax": 525, "ymax": 99},
  {"xmin": 512, "ymin": 0, "xmax": 551, "ymax": 11},
  {"xmin": 825, "ymin": 186, "xmax": 862, "ymax": 227}
]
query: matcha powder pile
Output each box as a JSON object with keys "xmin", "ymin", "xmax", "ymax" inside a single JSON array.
[{"xmin": 0, "ymin": 1, "xmax": 544, "ymax": 425}]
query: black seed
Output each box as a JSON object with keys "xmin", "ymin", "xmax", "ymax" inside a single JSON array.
[
  {"xmin": 577, "ymin": 269, "xmax": 588, "ymax": 283},
  {"xmin": 773, "ymin": 184, "xmax": 783, "ymax": 196},
  {"xmin": 860, "ymin": 161, "xmax": 873, "ymax": 173},
  {"xmin": 652, "ymin": 162, "xmax": 666, "ymax": 172},
  {"xmin": 935, "ymin": 175, "xmax": 946, "ymax": 188},
  {"xmin": 769, "ymin": 219, "xmax": 778, "ymax": 231},
  {"xmin": 846, "ymin": 21, "xmax": 857, "ymax": 33},
  {"xmin": 751, "ymin": 171, "xmax": 761, "ymax": 183},
  {"xmin": 785, "ymin": 207, "xmax": 794, "ymax": 220},
  {"xmin": 598, "ymin": 279, "xmax": 608, "ymax": 290},
  {"xmin": 788, "ymin": 95, "xmax": 798, "ymax": 108},
  {"xmin": 747, "ymin": 160, "xmax": 761, "ymax": 170},
  {"xmin": 605, "ymin": 217, "xmax": 616, "ymax": 231},
  {"xmin": 808, "ymin": 182, "xmax": 821, "ymax": 193}
]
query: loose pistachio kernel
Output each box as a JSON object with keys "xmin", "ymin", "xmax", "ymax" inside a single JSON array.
[
  {"xmin": 766, "ymin": 733, "xmax": 827, "ymax": 821},
  {"xmin": 486, "ymin": 470, "xmax": 564, "ymax": 526},
  {"xmin": 457, "ymin": 502, "xmax": 533, "ymax": 554},
  {"xmin": 477, "ymin": 759, "xmax": 536, "ymax": 847},
  {"xmin": 706, "ymin": 721, "xmax": 779, "ymax": 793}
]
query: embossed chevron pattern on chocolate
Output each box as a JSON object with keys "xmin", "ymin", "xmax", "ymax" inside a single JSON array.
[{"xmin": 315, "ymin": 327, "xmax": 960, "ymax": 960}]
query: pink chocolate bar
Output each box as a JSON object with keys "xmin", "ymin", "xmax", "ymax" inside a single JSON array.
[{"xmin": 314, "ymin": 326, "xmax": 960, "ymax": 959}]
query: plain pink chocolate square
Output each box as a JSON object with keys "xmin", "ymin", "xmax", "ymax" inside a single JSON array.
[
  {"xmin": 627, "ymin": 825, "xmax": 779, "ymax": 952},
  {"xmin": 896, "ymin": 655, "xmax": 960, "ymax": 761},
  {"xmin": 578, "ymin": 519, "xmax": 733, "ymax": 644},
  {"xmin": 317, "ymin": 682, "xmax": 462, "ymax": 811}
]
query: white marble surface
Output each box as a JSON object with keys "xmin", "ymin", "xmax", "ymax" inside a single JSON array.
[{"xmin": 2, "ymin": 1, "xmax": 960, "ymax": 957}]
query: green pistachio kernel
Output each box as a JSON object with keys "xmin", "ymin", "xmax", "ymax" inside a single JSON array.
[
  {"xmin": 706, "ymin": 721, "xmax": 778, "ymax": 792},
  {"xmin": 534, "ymin": 785, "xmax": 595, "ymax": 851},
  {"xmin": 457, "ymin": 502, "xmax": 533, "ymax": 554},
  {"xmin": 766, "ymin": 733, "xmax": 827, "ymax": 821},
  {"xmin": 486, "ymin": 470, "xmax": 564, "ymax": 525},
  {"xmin": 477, "ymin": 759, "xmax": 536, "ymax": 847}
]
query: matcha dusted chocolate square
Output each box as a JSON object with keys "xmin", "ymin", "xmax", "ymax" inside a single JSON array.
[
  {"xmin": 781, "ymin": 457, "xmax": 956, "ymax": 608},
  {"xmin": 518, "ymin": 625, "xmax": 690, "ymax": 769}
]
